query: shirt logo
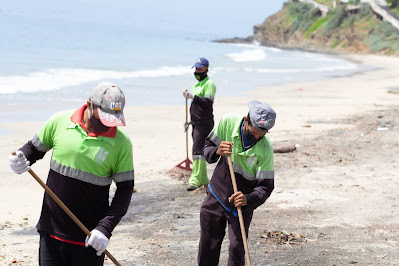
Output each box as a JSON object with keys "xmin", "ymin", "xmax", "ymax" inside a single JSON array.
[
  {"xmin": 246, "ymin": 155, "xmax": 257, "ymax": 167},
  {"xmin": 195, "ymin": 87, "xmax": 203, "ymax": 95},
  {"xmin": 95, "ymin": 148, "xmax": 109, "ymax": 164}
]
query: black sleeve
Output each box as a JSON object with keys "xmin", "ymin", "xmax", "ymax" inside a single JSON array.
[
  {"xmin": 94, "ymin": 180, "xmax": 134, "ymax": 238},
  {"xmin": 202, "ymin": 136, "xmax": 220, "ymax": 164},
  {"xmin": 245, "ymin": 179, "xmax": 274, "ymax": 209},
  {"xmin": 19, "ymin": 140, "xmax": 47, "ymax": 165}
]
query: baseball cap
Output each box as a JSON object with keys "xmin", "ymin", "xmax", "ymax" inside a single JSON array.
[
  {"xmin": 89, "ymin": 81, "xmax": 126, "ymax": 127},
  {"xmin": 248, "ymin": 101, "xmax": 276, "ymax": 132},
  {"xmin": 192, "ymin": 57, "xmax": 209, "ymax": 68}
]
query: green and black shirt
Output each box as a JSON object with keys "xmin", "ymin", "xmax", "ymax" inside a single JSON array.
[
  {"xmin": 190, "ymin": 76, "xmax": 216, "ymax": 125},
  {"xmin": 20, "ymin": 105, "xmax": 134, "ymax": 244},
  {"xmin": 203, "ymin": 114, "xmax": 274, "ymax": 213}
]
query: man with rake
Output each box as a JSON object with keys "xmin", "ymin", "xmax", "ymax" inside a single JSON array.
[
  {"xmin": 183, "ymin": 57, "xmax": 217, "ymax": 191},
  {"xmin": 198, "ymin": 100, "xmax": 276, "ymax": 265},
  {"xmin": 8, "ymin": 81, "xmax": 134, "ymax": 265}
]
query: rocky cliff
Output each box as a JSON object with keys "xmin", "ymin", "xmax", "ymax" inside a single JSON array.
[{"xmin": 216, "ymin": 1, "xmax": 399, "ymax": 55}]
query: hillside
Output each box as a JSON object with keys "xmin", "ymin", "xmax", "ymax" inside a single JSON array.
[{"xmin": 217, "ymin": 1, "xmax": 399, "ymax": 55}]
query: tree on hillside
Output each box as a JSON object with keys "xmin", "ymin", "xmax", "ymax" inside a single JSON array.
[{"xmin": 387, "ymin": 0, "xmax": 398, "ymax": 8}]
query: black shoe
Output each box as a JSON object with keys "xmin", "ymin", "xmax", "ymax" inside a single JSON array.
[{"xmin": 187, "ymin": 185, "xmax": 199, "ymax": 191}]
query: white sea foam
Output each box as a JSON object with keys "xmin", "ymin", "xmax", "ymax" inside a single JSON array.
[
  {"xmin": 242, "ymin": 64, "xmax": 358, "ymax": 73},
  {"xmin": 232, "ymin": 43, "xmax": 282, "ymax": 53},
  {"xmin": 0, "ymin": 66, "xmax": 191, "ymax": 94},
  {"xmin": 226, "ymin": 49, "xmax": 267, "ymax": 62},
  {"xmin": 265, "ymin": 47, "xmax": 282, "ymax": 53}
]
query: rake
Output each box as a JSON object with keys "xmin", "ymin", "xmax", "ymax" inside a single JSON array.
[
  {"xmin": 12, "ymin": 152, "xmax": 122, "ymax": 266},
  {"xmin": 166, "ymin": 91, "xmax": 192, "ymax": 181}
]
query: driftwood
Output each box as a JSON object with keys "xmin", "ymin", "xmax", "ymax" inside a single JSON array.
[{"xmin": 273, "ymin": 144, "xmax": 296, "ymax": 153}]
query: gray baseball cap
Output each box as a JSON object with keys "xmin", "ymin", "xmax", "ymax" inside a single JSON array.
[
  {"xmin": 89, "ymin": 81, "xmax": 126, "ymax": 127},
  {"xmin": 248, "ymin": 100, "xmax": 276, "ymax": 132}
]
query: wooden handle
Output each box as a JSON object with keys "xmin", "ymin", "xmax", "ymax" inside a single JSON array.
[
  {"xmin": 227, "ymin": 156, "xmax": 252, "ymax": 266},
  {"xmin": 185, "ymin": 92, "xmax": 189, "ymax": 160},
  {"xmin": 12, "ymin": 152, "xmax": 122, "ymax": 266}
]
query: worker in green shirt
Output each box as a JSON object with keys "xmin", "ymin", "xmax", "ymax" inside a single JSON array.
[
  {"xmin": 183, "ymin": 57, "xmax": 217, "ymax": 191},
  {"xmin": 198, "ymin": 100, "xmax": 276, "ymax": 265},
  {"xmin": 9, "ymin": 81, "xmax": 134, "ymax": 265}
]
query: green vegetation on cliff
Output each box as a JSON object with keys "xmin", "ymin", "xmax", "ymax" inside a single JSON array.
[{"xmin": 252, "ymin": 1, "xmax": 399, "ymax": 55}]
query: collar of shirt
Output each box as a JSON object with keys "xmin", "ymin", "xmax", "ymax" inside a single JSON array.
[
  {"xmin": 70, "ymin": 104, "xmax": 117, "ymax": 138},
  {"xmin": 196, "ymin": 76, "xmax": 209, "ymax": 85}
]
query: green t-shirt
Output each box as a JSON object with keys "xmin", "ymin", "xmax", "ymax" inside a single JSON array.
[
  {"xmin": 209, "ymin": 114, "xmax": 274, "ymax": 180},
  {"xmin": 33, "ymin": 109, "xmax": 134, "ymax": 186},
  {"xmin": 193, "ymin": 76, "xmax": 216, "ymax": 101}
]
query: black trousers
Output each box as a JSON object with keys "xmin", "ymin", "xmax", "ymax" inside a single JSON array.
[
  {"xmin": 198, "ymin": 191, "xmax": 253, "ymax": 266},
  {"xmin": 39, "ymin": 232, "xmax": 105, "ymax": 266},
  {"xmin": 192, "ymin": 122, "xmax": 214, "ymax": 156}
]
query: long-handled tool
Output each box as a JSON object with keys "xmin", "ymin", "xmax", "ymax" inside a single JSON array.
[
  {"xmin": 227, "ymin": 155, "xmax": 252, "ymax": 266},
  {"xmin": 166, "ymin": 90, "xmax": 192, "ymax": 180},
  {"xmin": 12, "ymin": 152, "xmax": 122, "ymax": 266}
]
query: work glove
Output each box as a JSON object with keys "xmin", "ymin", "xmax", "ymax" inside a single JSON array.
[
  {"xmin": 183, "ymin": 122, "xmax": 191, "ymax": 132},
  {"xmin": 182, "ymin": 90, "xmax": 194, "ymax": 100},
  {"xmin": 85, "ymin": 229, "xmax": 109, "ymax": 256},
  {"xmin": 9, "ymin": 151, "xmax": 31, "ymax": 174}
]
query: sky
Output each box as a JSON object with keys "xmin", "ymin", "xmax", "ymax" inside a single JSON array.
[{"xmin": 0, "ymin": 0, "xmax": 287, "ymax": 39}]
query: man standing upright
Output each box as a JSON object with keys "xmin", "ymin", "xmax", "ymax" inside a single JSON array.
[
  {"xmin": 183, "ymin": 57, "xmax": 216, "ymax": 191},
  {"xmin": 8, "ymin": 81, "xmax": 134, "ymax": 265}
]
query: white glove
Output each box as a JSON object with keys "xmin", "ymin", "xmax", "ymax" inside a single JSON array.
[
  {"xmin": 182, "ymin": 90, "xmax": 194, "ymax": 100},
  {"xmin": 9, "ymin": 151, "xmax": 31, "ymax": 174},
  {"xmin": 85, "ymin": 229, "xmax": 109, "ymax": 256},
  {"xmin": 183, "ymin": 122, "xmax": 191, "ymax": 132}
]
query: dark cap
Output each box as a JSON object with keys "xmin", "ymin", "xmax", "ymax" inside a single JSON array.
[
  {"xmin": 248, "ymin": 101, "xmax": 276, "ymax": 132},
  {"xmin": 192, "ymin": 57, "xmax": 209, "ymax": 68}
]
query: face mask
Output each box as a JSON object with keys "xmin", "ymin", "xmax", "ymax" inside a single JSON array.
[
  {"xmin": 194, "ymin": 71, "xmax": 207, "ymax": 81},
  {"xmin": 244, "ymin": 128, "xmax": 263, "ymax": 145},
  {"xmin": 88, "ymin": 106, "xmax": 110, "ymax": 133}
]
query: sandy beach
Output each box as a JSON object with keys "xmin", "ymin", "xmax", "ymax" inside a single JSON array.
[{"xmin": 0, "ymin": 53, "xmax": 398, "ymax": 265}]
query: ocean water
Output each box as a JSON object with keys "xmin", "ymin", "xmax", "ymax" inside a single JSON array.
[{"xmin": 0, "ymin": 0, "xmax": 370, "ymax": 131}]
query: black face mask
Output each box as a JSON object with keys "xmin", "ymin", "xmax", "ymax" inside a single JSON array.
[
  {"xmin": 89, "ymin": 116, "xmax": 110, "ymax": 132},
  {"xmin": 88, "ymin": 107, "xmax": 110, "ymax": 133},
  {"xmin": 194, "ymin": 71, "xmax": 207, "ymax": 81},
  {"xmin": 244, "ymin": 128, "xmax": 262, "ymax": 145}
]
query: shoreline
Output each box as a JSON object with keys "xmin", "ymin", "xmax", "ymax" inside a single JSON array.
[
  {"xmin": 1, "ymin": 52, "xmax": 398, "ymax": 187},
  {"xmin": 0, "ymin": 47, "xmax": 373, "ymax": 136},
  {"xmin": 1, "ymin": 52, "xmax": 398, "ymax": 178},
  {"xmin": 0, "ymin": 53, "xmax": 398, "ymax": 264}
]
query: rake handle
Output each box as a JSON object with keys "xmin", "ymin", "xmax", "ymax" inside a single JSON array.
[
  {"xmin": 227, "ymin": 156, "xmax": 252, "ymax": 266},
  {"xmin": 185, "ymin": 92, "xmax": 189, "ymax": 160},
  {"xmin": 12, "ymin": 152, "xmax": 122, "ymax": 266}
]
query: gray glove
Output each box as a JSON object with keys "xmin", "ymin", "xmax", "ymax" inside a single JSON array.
[
  {"xmin": 85, "ymin": 229, "xmax": 109, "ymax": 256},
  {"xmin": 9, "ymin": 151, "xmax": 31, "ymax": 174},
  {"xmin": 182, "ymin": 91, "xmax": 194, "ymax": 100},
  {"xmin": 183, "ymin": 122, "xmax": 191, "ymax": 132}
]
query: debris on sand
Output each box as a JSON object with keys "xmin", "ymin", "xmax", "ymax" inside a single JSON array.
[
  {"xmin": 260, "ymin": 230, "xmax": 307, "ymax": 246},
  {"xmin": 191, "ymin": 185, "xmax": 207, "ymax": 194},
  {"xmin": 166, "ymin": 171, "xmax": 190, "ymax": 183}
]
